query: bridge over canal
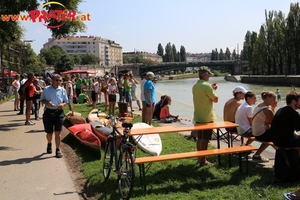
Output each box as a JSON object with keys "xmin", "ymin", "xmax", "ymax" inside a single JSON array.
[{"xmin": 116, "ymin": 60, "xmax": 248, "ymax": 76}]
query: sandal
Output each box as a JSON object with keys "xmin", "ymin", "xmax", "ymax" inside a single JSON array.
[{"xmin": 284, "ymin": 192, "xmax": 300, "ymax": 200}]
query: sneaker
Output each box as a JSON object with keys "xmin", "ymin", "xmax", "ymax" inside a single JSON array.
[
  {"xmin": 252, "ymin": 155, "xmax": 269, "ymax": 163},
  {"xmin": 56, "ymin": 149, "xmax": 63, "ymax": 158},
  {"xmin": 47, "ymin": 143, "xmax": 52, "ymax": 154},
  {"xmin": 25, "ymin": 121, "xmax": 35, "ymax": 125}
]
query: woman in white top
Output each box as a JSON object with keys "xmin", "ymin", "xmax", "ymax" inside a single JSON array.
[
  {"xmin": 108, "ymin": 78, "xmax": 118, "ymax": 115},
  {"xmin": 251, "ymin": 91, "xmax": 278, "ymax": 162},
  {"xmin": 91, "ymin": 77, "xmax": 101, "ymax": 109},
  {"xmin": 129, "ymin": 73, "xmax": 142, "ymax": 111},
  {"xmin": 12, "ymin": 74, "xmax": 20, "ymax": 111}
]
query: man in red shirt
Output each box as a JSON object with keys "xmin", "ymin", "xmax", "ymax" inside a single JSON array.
[{"xmin": 22, "ymin": 73, "xmax": 35, "ymax": 125}]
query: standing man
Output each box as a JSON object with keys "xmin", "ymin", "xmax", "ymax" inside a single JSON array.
[
  {"xmin": 140, "ymin": 73, "xmax": 147, "ymax": 122},
  {"xmin": 192, "ymin": 66, "xmax": 218, "ymax": 166},
  {"xmin": 40, "ymin": 74, "xmax": 69, "ymax": 158},
  {"xmin": 144, "ymin": 72, "xmax": 156, "ymax": 125},
  {"xmin": 22, "ymin": 73, "xmax": 35, "ymax": 125}
]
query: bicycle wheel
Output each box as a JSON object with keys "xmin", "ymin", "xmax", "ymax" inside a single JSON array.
[
  {"xmin": 117, "ymin": 149, "xmax": 135, "ymax": 200},
  {"xmin": 103, "ymin": 139, "xmax": 113, "ymax": 181}
]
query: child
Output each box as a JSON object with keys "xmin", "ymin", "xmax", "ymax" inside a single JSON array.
[
  {"xmin": 160, "ymin": 95, "xmax": 179, "ymax": 123},
  {"xmin": 108, "ymin": 78, "xmax": 118, "ymax": 115}
]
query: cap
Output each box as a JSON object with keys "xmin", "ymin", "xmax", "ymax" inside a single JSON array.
[
  {"xmin": 233, "ymin": 86, "xmax": 247, "ymax": 94},
  {"xmin": 199, "ymin": 66, "xmax": 213, "ymax": 75}
]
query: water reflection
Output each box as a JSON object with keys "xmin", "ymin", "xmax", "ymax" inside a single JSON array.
[{"xmin": 154, "ymin": 77, "xmax": 293, "ymax": 124}]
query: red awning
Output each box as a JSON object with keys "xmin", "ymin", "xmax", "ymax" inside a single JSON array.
[
  {"xmin": 0, "ymin": 71, "xmax": 18, "ymax": 77},
  {"xmin": 60, "ymin": 70, "xmax": 96, "ymax": 75}
]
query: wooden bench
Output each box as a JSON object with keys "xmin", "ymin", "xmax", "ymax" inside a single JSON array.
[
  {"xmin": 218, "ymin": 130, "xmax": 274, "ymax": 147},
  {"xmin": 135, "ymin": 145, "xmax": 258, "ymax": 191}
]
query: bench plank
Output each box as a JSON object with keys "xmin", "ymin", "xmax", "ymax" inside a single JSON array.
[
  {"xmin": 135, "ymin": 146, "xmax": 257, "ymax": 164},
  {"xmin": 131, "ymin": 121, "xmax": 238, "ymax": 136}
]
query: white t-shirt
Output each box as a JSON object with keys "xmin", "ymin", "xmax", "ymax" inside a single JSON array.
[
  {"xmin": 66, "ymin": 82, "xmax": 73, "ymax": 96},
  {"xmin": 235, "ymin": 102, "xmax": 253, "ymax": 135},
  {"xmin": 140, "ymin": 78, "xmax": 147, "ymax": 101},
  {"xmin": 108, "ymin": 84, "xmax": 117, "ymax": 95}
]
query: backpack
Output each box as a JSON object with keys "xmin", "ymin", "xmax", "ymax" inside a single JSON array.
[
  {"xmin": 274, "ymin": 148, "xmax": 300, "ymax": 183},
  {"xmin": 18, "ymin": 84, "xmax": 24, "ymax": 96}
]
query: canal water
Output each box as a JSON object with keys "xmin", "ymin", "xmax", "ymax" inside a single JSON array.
[{"xmin": 154, "ymin": 76, "xmax": 294, "ymax": 124}]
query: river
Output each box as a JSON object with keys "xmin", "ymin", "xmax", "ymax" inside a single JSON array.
[{"xmin": 154, "ymin": 76, "xmax": 294, "ymax": 124}]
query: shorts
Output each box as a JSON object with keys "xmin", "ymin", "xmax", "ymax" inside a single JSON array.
[
  {"xmin": 125, "ymin": 91, "xmax": 132, "ymax": 102},
  {"xmin": 43, "ymin": 109, "xmax": 64, "ymax": 133},
  {"xmin": 190, "ymin": 130, "xmax": 213, "ymax": 140},
  {"xmin": 240, "ymin": 128, "xmax": 253, "ymax": 137},
  {"xmin": 255, "ymin": 129, "xmax": 272, "ymax": 142},
  {"xmin": 91, "ymin": 91, "xmax": 96, "ymax": 102},
  {"xmin": 131, "ymin": 90, "xmax": 139, "ymax": 101},
  {"xmin": 191, "ymin": 121, "xmax": 213, "ymax": 140},
  {"xmin": 225, "ymin": 127, "xmax": 238, "ymax": 133},
  {"xmin": 108, "ymin": 94, "xmax": 116, "ymax": 102},
  {"xmin": 14, "ymin": 89, "xmax": 19, "ymax": 99}
]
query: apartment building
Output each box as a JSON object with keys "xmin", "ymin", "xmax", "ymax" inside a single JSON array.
[
  {"xmin": 123, "ymin": 51, "xmax": 163, "ymax": 63},
  {"xmin": 43, "ymin": 36, "xmax": 123, "ymax": 67}
]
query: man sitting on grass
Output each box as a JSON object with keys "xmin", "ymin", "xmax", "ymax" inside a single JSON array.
[{"xmin": 78, "ymin": 92, "xmax": 91, "ymax": 104}]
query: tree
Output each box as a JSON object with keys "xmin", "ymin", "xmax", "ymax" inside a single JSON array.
[
  {"xmin": 164, "ymin": 42, "xmax": 174, "ymax": 62},
  {"xmin": 39, "ymin": 45, "xmax": 67, "ymax": 66},
  {"xmin": 80, "ymin": 54, "xmax": 100, "ymax": 65},
  {"xmin": 24, "ymin": 43, "xmax": 47, "ymax": 74},
  {"xmin": 172, "ymin": 44, "xmax": 178, "ymax": 62},
  {"xmin": 0, "ymin": 0, "xmax": 86, "ymax": 43},
  {"xmin": 179, "ymin": 45, "xmax": 186, "ymax": 62},
  {"xmin": 232, "ymin": 49, "xmax": 237, "ymax": 60},
  {"xmin": 71, "ymin": 54, "xmax": 81, "ymax": 65},
  {"xmin": 287, "ymin": 2, "xmax": 300, "ymax": 74},
  {"xmin": 157, "ymin": 43, "xmax": 164, "ymax": 57},
  {"xmin": 225, "ymin": 48, "xmax": 231, "ymax": 60},
  {"xmin": 142, "ymin": 58, "xmax": 158, "ymax": 66},
  {"xmin": 123, "ymin": 55, "xmax": 131, "ymax": 64},
  {"xmin": 253, "ymin": 25, "xmax": 268, "ymax": 74},
  {"xmin": 54, "ymin": 54, "xmax": 74, "ymax": 74},
  {"xmin": 214, "ymin": 48, "xmax": 219, "ymax": 60},
  {"xmin": 219, "ymin": 48, "xmax": 225, "ymax": 60}
]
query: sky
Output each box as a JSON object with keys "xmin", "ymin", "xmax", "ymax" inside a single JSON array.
[{"xmin": 20, "ymin": 0, "xmax": 292, "ymax": 55}]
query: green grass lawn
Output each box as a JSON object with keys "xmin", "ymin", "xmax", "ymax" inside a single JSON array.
[{"xmin": 63, "ymin": 104, "xmax": 297, "ymax": 200}]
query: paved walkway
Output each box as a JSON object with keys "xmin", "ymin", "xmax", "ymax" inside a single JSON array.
[{"xmin": 0, "ymin": 100, "xmax": 80, "ymax": 200}]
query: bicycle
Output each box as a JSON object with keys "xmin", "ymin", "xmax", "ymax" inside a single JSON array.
[{"xmin": 103, "ymin": 115, "xmax": 135, "ymax": 200}]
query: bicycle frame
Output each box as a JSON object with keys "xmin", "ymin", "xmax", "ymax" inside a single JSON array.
[{"xmin": 102, "ymin": 115, "xmax": 136, "ymax": 200}]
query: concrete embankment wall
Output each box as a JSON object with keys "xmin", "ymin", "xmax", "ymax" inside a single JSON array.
[
  {"xmin": 224, "ymin": 75, "xmax": 241, "ymax": 82},
  {"xmin": 240, "ymin": 75, "xmax": 300, "ymax": 86}
]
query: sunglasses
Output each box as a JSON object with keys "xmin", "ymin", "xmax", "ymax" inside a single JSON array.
[{"xmin": 56, "ymin": 79, "xmax": 62, "ymax": 82}]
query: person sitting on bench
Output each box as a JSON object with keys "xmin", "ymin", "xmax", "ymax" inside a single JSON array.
[
  {"xmin": 223, "ymin": 86, "xmax": 248, "ymax": 142},
  {"xmin": 159, "ymin": 95, "xmax": 179, "ymax": 123},
  {"xmin": 252, "ymin": 91, "xmax": 278, "ymax": 162}
]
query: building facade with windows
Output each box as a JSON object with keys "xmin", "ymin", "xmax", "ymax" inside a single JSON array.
[{"xmin": 43, "ymin": 36, "xmax": 123, "ymax": 67}]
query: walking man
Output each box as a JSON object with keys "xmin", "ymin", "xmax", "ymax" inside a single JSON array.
[{"xmin": 40, "ymin": 74, "xmax": 69, "ymax": 158}]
